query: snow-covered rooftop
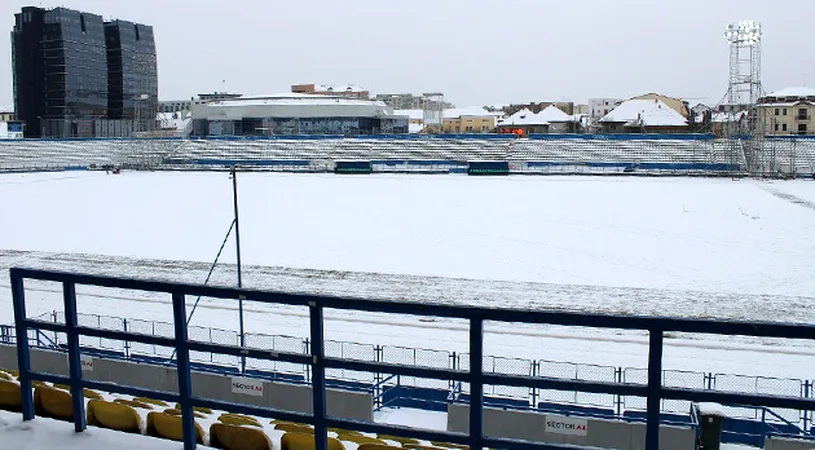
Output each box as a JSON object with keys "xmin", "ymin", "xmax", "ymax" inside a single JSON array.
[
  {"xmin": 210, "ymin": 93, "xmax": 386, "ymax": 108},
  {"xmin": 497, "ymin": 108, "xmax": 550, "ymax": 126},
  {"xmin": 536, "ymin": 105, "xmax": 575, "ymax": 123},
  {"xmin": 443, "ymin": 107, "xmax": 499, "ymax": 118},
  {"xmin": 766, "ymin": 86, "xmax": 815, "ymax": 98},
  {"xmin": 600, "ymin": 99, "xmax": 687, "ymax": 127}
]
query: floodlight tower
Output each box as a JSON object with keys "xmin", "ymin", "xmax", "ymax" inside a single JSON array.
[{"xmin": 723, "ymin": 21, "xmax": 762, "ymax": 107}]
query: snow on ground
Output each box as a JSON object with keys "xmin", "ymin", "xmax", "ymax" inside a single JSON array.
[
  {"xmin": 0, "ymin": 402, "xmax": 441, "ymax": 450},
  {"xmin": 1, "ymin": 172, "xmax": 815, "ymax": 380},
  {"xmin": 2, "ymin": 171, "xmax": 815, "ymax": 297},
  {"xmin": 0, "ymin": 410, "xmax": 210, "ymax": 450}
]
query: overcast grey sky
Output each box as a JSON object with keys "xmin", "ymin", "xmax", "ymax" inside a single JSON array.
[{"xmin": 1, "ymin": 0, "xmax": 814, "ymax": 109}]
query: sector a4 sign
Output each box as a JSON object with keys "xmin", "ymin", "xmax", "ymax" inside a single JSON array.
[
  {"xmin": 230, "ymin": 377, "xmax": 263, "ymax": 397},
  {"xmin": 545, "ymin": 415, "xmax": 588, "ymax": 436}
]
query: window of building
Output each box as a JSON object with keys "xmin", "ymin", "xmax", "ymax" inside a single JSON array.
[
  {"xmin": 782, "ymin": 123, "xmax": 788, "ymax": 131},
  {"xmin": 783, "ymin": 108, "xmax": 788, "ymax": 115},
  {"xmin": 798, "ymin": 108, "xmax": 808, "ymax": 120},
  {"xmin": 80, "ymin": 14, "xmax": 86, "ymax": 33},
  {"xmin": 135, "ymin": 25, "xmax": 140, "ymax": 41},
  {"xmin": 799, "ymin": 123, "xmax": 808, "ymax": 134},
  {"xmin": 774, "ymin": 123, "xmax": 779, "ymax": 131},
  {"xmin": 775, "ymin": 108, "xmax": 779, "ymax": 116}
]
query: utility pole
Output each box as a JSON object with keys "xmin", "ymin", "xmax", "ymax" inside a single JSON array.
[{"xmin": 231, "ymin": 166, "xmax": 245, "ymax": 372}]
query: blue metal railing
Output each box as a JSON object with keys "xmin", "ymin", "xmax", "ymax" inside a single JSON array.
[{"xmin": 9, "ymin": 267, "xmax": 815, "ymax": 450}]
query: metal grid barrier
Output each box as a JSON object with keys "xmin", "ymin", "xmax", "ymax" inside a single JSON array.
[
  {"xmin": 14, "ymin": 309, "xmax": 815, "ymax": 425},
  {"xmin": 9, "ymin": 268, "xmax": 815, "ymax": 450}
]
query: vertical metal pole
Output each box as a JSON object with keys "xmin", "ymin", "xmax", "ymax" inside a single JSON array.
[
  {"xmin": 309, "ymin": 301, "xmax": 327, "ymax": 450},
  {"xmin": 646, "ymin": 328, "xmax": 664, "ymax": 450},
  {"xmin": 63, "ymin": 282, "xmax": 86, "ymax": 432},
  {"xmin": 172, "ymin": 292, "xmax": 196, "ymax": 450},
  {"xmin": 232, "ymin": 166, "xmax": 245, "ymax": 373},
  {"xmin": 469, "ymin": 317, "xmax": 484, "ymax": 450},
  {"xmin": 10, "ymin": 271, "xmax": 34, "ymax": 420}
]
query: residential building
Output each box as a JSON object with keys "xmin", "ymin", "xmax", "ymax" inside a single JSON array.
[
  {"xmin": 11, "ymin": 6, "xmax": 157, "ymax": 137},
  {"xmin": 158, "ymin": 100, "xmax": 192, "ymax": 114},
  {"xmin": 495, "ymin": 106, "xmax": 577, "ymax": 135},
  {"xmin": 757, "ymin": 87, "xmax": 815, "ymax": 136},
  {"xmin": 104, "ymin": 20, "xmax": 158, "ymax": 132},
  {"xmin": 0, "ymin": 120, "xmax": 24, "ymax": 139},
  {"xmin": 505, "ymin": 102, "xmax": 574, "ymax": 116},
  {"xmin": 393, "ymin": 109, "xmax": 424, "ymax": 133},
  {"xmin": 442, "ymin": 107, "xmax": 498, "ymax": 133},
  {"xmin": 291, "ymin": 83, "xmax": 369, "ymax": 99},
  {"xmin": 599, "ymin": 98, "xmax": 688, "ymax": 133},
  {"xmin": 374, "ymin": 93, "xmax": 454, "ymax": 110},
  {"xmin": 573, "ymin": 104, "xmax": 589, "ymax": 116},
  {"xmin": 191, "ymin": 93, "xmax": 406, "ymax": 136},
  {"xmin": 589, "ymin": 98, "xmax": 623, "ymax": 123},
  {"xmin": 631, "ymin": 93, "xmax": 689, "ymax": 118},
  {"xmin": 496, "ymin": 108, "xmax": 550, "ymax": 136}
]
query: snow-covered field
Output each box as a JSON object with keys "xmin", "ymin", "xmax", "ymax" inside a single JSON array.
[{"xmin": 1, "ymin": 171, "xmax": 814, "ymax": 380}]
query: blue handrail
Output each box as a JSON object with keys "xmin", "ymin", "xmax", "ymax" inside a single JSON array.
[{"xmin": 9, "ymin": 267, "xmax": 815, "ymax": 450}]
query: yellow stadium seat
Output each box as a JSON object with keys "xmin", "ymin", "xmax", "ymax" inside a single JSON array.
[
  {"xmin": 337, "ymin": 434, "xmax": 385, "ymax": 446},
  {"xmin": 114, "ymin": 398, "xmax": 154, "ymax": 410},
  {"xmin": 163, "ymin": 408, "xmax": 206, "ymax": 419},
  {"xmin": 87, "ymin": 400, "xmax": 142, "ymax": 434},
  {"xmin": 275, "ymin": 422, "xmax": 314, "ymax": 434},
  {"xmin": 218, "ymin": 413, "xmax": 262, "ymax": 427},
  {"xmin": 377, "ymin": 435, "xmax": 420, "ymax": 446},
  {"xmin": 358, "ymin": 444, "xmax": 402, "ymax": 450},
  {"xmin": 281, "ymin": 432, "xmax": 345, "ymax": 450},
  {"xmin": 431, "ymin": 443, "xmax": 468, "ymax": 450},
  {"xmin": 53, "ymin": 383, "xmax": 71, "ymax": 390},
  {"xmin": 405, "ymin": 445, "xmax": 447, "ymax": 450},
  {"xmin": 329, "ymin": 428, "xmax": 362, "ymax": 435},
  {"xmin": 0, "ymin": 380, "xmax": 22, "ymax": 412},
  {"xmin": 175, "ymin": 403, "xmax": 212, "ymax": 415},
  {"xmin": 134, "ymin": 397, "xmax": 168, "ymax": 407},
  {"xmin": 0, "ymin": 372, "xmax": 12, "ymax": 381},
  {"xmin": 83, "ymin": 389, "xmax": 103, "ymax": 400},
  {"xmin": 7, "ymin": 370, "xmax": 19, "ymax": 378},
  {"xmin": 146, "ymin": 412, "xmax": 204, "ymax": 444},
  {"xmin": 210, "ymin": 422, "xmax": 274, "ymax": 450},
  {"xmin": 34, "ymin": 386, "xmax": 74, "ymax": 421}
]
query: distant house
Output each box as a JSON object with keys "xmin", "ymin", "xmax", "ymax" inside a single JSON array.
[
  {"xmin": 291, "ymin": 83, "xmax": 370, "ymax": 99},
  {"xmin": 442, "ymin": 107, "xmax": 499, "ymax": 133},
  {"xmin": 535, "ymin": 105, "xmax": 578, "ymax": 133},
  {"xmin": 599, "ymin": 98, "xmax": 688, "ymax": 133},
  {"xmin": 393, "ymin": 109, "xmax": 425, "ymax": 133},
  {"xmin": 496, "ymin": 108, "xmax": 549, "ymax": 136},
  {"xmin": 757, "ymin": 86, "xmax": 815, "ymax": 136}
]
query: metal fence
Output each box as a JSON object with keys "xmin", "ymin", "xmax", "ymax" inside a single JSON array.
[
  {"xmin": 14, "ymin": 309, "xmax": 813, "ymax": 425},
  {"xmin": 9, "ymin": 268, "xmax": 815, "ymax": 450}
]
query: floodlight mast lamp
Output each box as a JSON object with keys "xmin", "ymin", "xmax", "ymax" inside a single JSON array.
[{"xmin": 724, "ymin": 21, "xmax": 762, "ymax": 106}]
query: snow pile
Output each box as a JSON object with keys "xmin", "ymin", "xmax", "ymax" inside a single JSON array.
[{"xmin": 0, "ymin": 410, "xmax": 198, "ymax": 450}]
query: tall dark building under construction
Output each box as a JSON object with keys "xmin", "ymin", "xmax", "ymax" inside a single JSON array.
[{"xmin": 11, "ymin": 7, "xmax": 157, "ymax": 138}]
